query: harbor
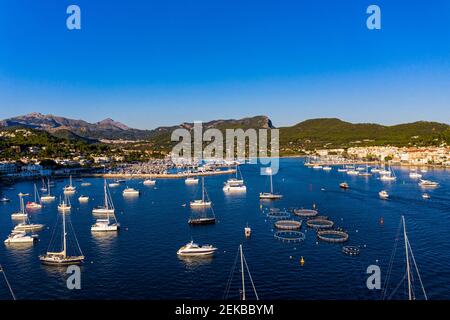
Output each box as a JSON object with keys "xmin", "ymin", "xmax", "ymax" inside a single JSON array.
[{"xmin": 0, "ymin": 157, "xmax": 448, "ymax": 299}]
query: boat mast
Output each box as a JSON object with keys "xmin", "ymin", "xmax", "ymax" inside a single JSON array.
[
  {"xmin": 62, "ymin": 211, "xmax": 67, "ymax": 258},
  {"xmin": 270, "ymin": 171, "xmax": 273, "ymax": 194},
  {"xmin": 402, "ymin": 215, "xmax": 412, "ymax": 300},
  {"xmin": 104, "ymin": 179, "xmax": 108, "ymax": 210},
  {"xmin": 202, "ymin": 177, "xmax": 205, "ymax": 202},
  {"xmin": 240, "ymin": 244, "xmax": 246, "ymax": 301},
  {"xmin": 47, "ymin": 178, "xmax": 51, "ymax": 195}
]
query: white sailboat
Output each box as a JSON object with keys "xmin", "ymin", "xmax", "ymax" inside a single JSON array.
[
  {"xmin": 259, "ymin": 168, "xmax": 282, "ymax": 200},
  {"xmin": 39, "ymin": 212, "xmax": 84, "ymax": 265},
  {"xmin": 63, "ymin": 175, "xmax": 76, "ymax": 194},
  {"xmin": 4, "ymin": 230, "xmax": 37, "ymax": 244},
  {"xmin": 58, "ymin": 194, "xmax": 72, "ymax": 212},
  {"xmin": 381, "ymin": 216, "xmax": 427, "ymax": 300},
  {"xmin": 143, "ymin": 178, "xmax": 156, "ymax": 186},
  {"xmin": 40, "ymin": 177, "xmax": 48, "ymax": 192},
  {"xmin": 380, "ymin": 165, "xmax": 396, "ymax": 181},
  {"xmin": 92, "ymin": 179, "xmax": 115, "ymax": 215},
  {"xmin": 41, "ymin": 178, "xmax": 56, "ymax": 202},
  {"xmin": 123, "ymin": 187, "xmax": 140, "ymax": 196},
  {"xmin": 26, "ymin": 184, "xmax": 42, "ymax": 209},
  {"xmin": 11, "ymin": 193, "xmax": 29, "ymax": 219},
  {"xmin": 185, "ymin": 176, "xmax": 199, "ymax": 184},
  {"xmin": 190, "ymin": 177, "xmax": 212, "ymax": 207},
  {"xmin": 13, "ymin": 202, "xmax": 44, "ymax": 232}
]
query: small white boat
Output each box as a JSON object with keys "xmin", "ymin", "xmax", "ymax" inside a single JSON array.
[
  {"xmin": 419, "ymin": 179, "xmax": 439, "ymax": 188},
  {"xmin": 41, "ymin": 178, "xmax": 56, "ymax": 202},
  {"xmin": 109, "ymin": 181, "xmax": 120, "ymax": 187},
  {"xmin": 420, "ymin": 168, "xmax": 428, "ymax": 173},
  {"xmin": 4, "ymin": 231, "xmax": 37, "ymax": 244},
  {"xmin": 185, "ymin": 176, "xmax": 199, "ymax": 184},
  {"xmin": 0, "ymin": 197, "xmax": 10, "ymax": 202},
  {"xmin": 223, "ymin": 183, "xmax": 247, "ymax": 192},
  {"xmin": 177, "ymin": 241, "xmax": 217, "ymax": 256},
  {"xmin": 337, "ymin": 168, "xmax": 348, "ymax": 172},
  {"xmin": 409, "ymin": 171, "xmax": 422, "ymax": 179},
  {"xmin": 13, "ymin": 222, "xmax": 44, "ymax": 232},
  {"xmin": 58, "ymin": 195, "xmax": 71, "ymax": 212},
  {"xmin": 422, "ymin": 193, "xmax": 431, "ymax": 199},
  {"xmin": 143, "ymin": 179, "xmax": 156, "ymax": 186},
  {"xmin": 123, "ymin": 187, "xmax": 140, "ymax": 196},
  {"xmin": 78, "ymin": 195, "xmax": 89, "ymax": 202},
  {"xmin": 347, "ymin": 170, "xmax": 359, "ymax": 176},
  {"xmin": 245, "ymin": 225, "xmax": 251, "ymax": 237},
  {"xmin": 312, "ymin": 165, "xmax": 323, "ymax": 169},
  {"xmin": 81, "ymin": 182, "xmax": 92, "ymax": 187},
  {"xmin": 322, "ymin": 166, "xmax": 332, "ymax": 171},
  {"xmin": 380, "ymin": 174, "xmax": 396, "ymax": 181},
  {"xmin": 339, "ymin": 182, "xmax": 349, "ymax": 189},
  {"xmin": 356, "ymin": 166, "xmax": 366, "ymax": 171},
  {"xmin": 379, "ymin": 190, "xmax": 389, "ymax": 199},
  {"xmin": 63, "ymin": 175, "xmax": 76, "ymax": 194},
  {"xmin": 371, "ymin": 167, "xmax": 381, "ymax": 173}
]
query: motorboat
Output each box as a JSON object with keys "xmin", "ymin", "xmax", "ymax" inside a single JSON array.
[
  {"xmin": 143, "ymin": 179, "xmax": 156, "ymax": 186},
  {"xmin": 185, "ymin": 176, "xmax": 199, "ymax": 184},
  {"xmin": 78, "ymin": 195, "xmax": 89, "ymax": 202},
  {"xmin": 379, "ymin": 190, "xmax": 389, "ymax": 199},
  {"xmin": 4, "ymin": 231, "xmax": 37, "ymax": 244},
  {"xmin": 422, "ymin": 193, "xmax": 431, "ymax": 199},
  {"xmin": 419, "ymin": 179, "xmax": 439, "ymax": 188},
  {"xmin": 177, "ymin": 241, "xmax": 217, "ymax": 256},
  {"xmin": 339, "ymin": 182, "xmax": 349, "ymax": 189}
]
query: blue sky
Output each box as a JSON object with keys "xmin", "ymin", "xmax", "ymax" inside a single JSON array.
[{"xmin": 0, "ymin": 0, "xmax": 449, "ymax": 129}]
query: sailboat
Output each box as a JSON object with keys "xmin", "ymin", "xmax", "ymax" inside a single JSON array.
[
  {"xmin": 359, "ymin": 164, "xmax": 372, "ymax": 177},
  {"xmin": 92, "ymin": 179, "xmax": 115, "ymax": 215},
  {"xmin": 40, "ymin": 177, "xmax": 48, "ymax": 192},
  {"xmin": 381, "ymin": 216, "xmax": 427, "ymax": 300},
  {"xmin": 190, "ymin": 177, "xmax": 212, "ymax": 207},
  {"xmin": 185, "ymin": 176, "xmax": 199, "ymax": 184},
  {"xmin": 11, "ymin": 193, "xmax": 29, "ymax": 219},
  {"xmin": 63, "ymin": 175, "xmax": 76, "ymax": 194},
  {"xmin": 39, "ymin": 212, "xmax": 84, "ymax": 265},
  {"xmin": 41, "ymin": 178, "xmax": 56, "ymax": 202},
  {"xmin": 143, "ymin": 178, "xmax": 156, "ymax": 186},
  {"xmin": 223, "ymin": 165, "xmax": 246, "ymax": 192},
  {"xmin": 58, "ymin": 194, "xmax": 71, "ymax": 212},
  {"xmin": 380, "ymin": 164, "xmax": 397, "ymax": 181},
  {"xmin": 26, "ymin": 184, "xmax": 42, "ymax": 209},
  {"xmin": 259, "ymin": 168, "xmax": 282, "ymax": 200},
  {"xmin": 223, "ymin": 245, "xmax": 259, "ymax": 300}
]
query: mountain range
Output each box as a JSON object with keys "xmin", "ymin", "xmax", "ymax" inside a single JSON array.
[{"xmin": 1, "ymin": 113, "xmax": 449, "ymax": 151}]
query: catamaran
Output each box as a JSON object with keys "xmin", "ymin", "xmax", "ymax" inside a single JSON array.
[
  {"xmin": 63, "ymin": 175, "xmax": 76, "ymax": 194},
  {"xmin": 26, "ymin": 184, "xmax": 42, "ymax": 209},
  {"xmin": 4, "ymin": 230, "xmax": 37, "ymax": 244},
  {"xmin": 11, "ymin": 193, "xmax": 29, "ymax": 219},
  {"xmin": 177, "ymin": 241, "xmax": 217, "ymax": 256},
  {"xmin": 57, "ymin": 194, "xmax": 71, "ymax": 212},
  {"xmin": 223, "ymin": 165, "xmax": 246, "ymax": 192},
  {"xmin": 92, "ymin": 180, "xmax": 115, "ymax": 215},
  {"xmin": 39, "ymin": 212, "xmax": 84, "ymax": 265},
  {"xmin": 190, "ymin": 177, "xmax": 212, "ymax": 207},
  {"xmin": 259, "ymin": 168, "xmax": 282, "ymax": 200},
  {"xmin": 41, "ymin": 178, "xmax": 56, "ymax": 202}
]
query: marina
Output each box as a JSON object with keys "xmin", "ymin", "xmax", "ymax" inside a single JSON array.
[{"xmin": 0, "ymin": 157, "xmax": 449, "ymax": 299}]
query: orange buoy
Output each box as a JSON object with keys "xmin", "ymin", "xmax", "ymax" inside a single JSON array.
[{"xmin": 300, "ymin": 256, "xmax": 305, "ymax": 266}]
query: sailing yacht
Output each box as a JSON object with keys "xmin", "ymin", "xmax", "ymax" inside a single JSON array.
[
  {"xmin": 224, "ymin": 245, "xmax": 259, "ymax": 300},
  {"xmin": 58, "ymin": 194, "xmax": 72, "ymax": 212},
  {"xmin": 40, "ymin": 177, "xmax": 48, "ymax": 192},
  {"xmin": 11, "ymin": 193, "xmax": 29, "ymax": 219},
  {"xmin": 177, "ymin": 241, "xmax": 217, "ymax": 256},
  {"xmin": 359, "ymin": 165, "xmax": 372, "ymax": 177},
  {"xmin": 337, "ymin": 165, "xmax": 348, "ymax": 172},
  {"xmin": 13, "ymin": 204, "xmax": 44, "ymax": 232},
  {"xmin": 26, "ymin": 184, "xmax": 42, "ymax": 209},
  {"xmin": 41, "ymin": 178, "xmax": 56, "ymax": 202},
  {"xmin": 380, "ymin": 165, "xmax": 397, "ymax": 181},
  {"xmin": 39, "ymin": 212, "xmax": 84, "ymax": 265},
  {"xmin": 381, "ymin": 216, "xmax": 427, "ymax": 300},
  {"xmin": 190, "ymin": 177, "xmax": 212, "ymax": 207},
  {"xmin": 259, "ymin": 168, "xmax": 282, "ymax": 200},
  {"xmin": 409, "ymin": 169, "xmax": 422, "ymax": 179},
  {"xmin": 63, "ymin": 175, "xmax": 76, "ymax": 194},
  {"xmin": 223, "ymin": 165, "xmax": 246, "ymax": 192},
  {"xmin": 92, "ymin": 180, "xmax": 115, "ymax": 215}
]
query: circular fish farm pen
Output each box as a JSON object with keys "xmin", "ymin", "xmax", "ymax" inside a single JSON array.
[
  {"xmin": 274, "ymin": 231, "xmax": 306, "ymax": 243},
  {"xmin": 267, "ymin": 209, "xmax": 291, "ymax": 220},
  {"xmin": 342, "ymin": 246, "xmax": 360, "ymax": 256},
  {"xmin": 274, "ymin": 220, "xmax": 302, "ymax": 230},
  {"xmin": 306, "ymin": 219, "xmax": 334, "ymax": 229},
  {"xmin": 317, "ymin": 230, "xmax": 349, "ymax": 243},
  {"xmin": 293, "ymin": 209, "xmax": 318, "ymax": 217}
]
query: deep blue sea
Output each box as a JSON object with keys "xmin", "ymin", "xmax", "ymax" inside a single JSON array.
[{"xmin": 0, "ymin": 158, "xmax": 449, "ymax": 300}]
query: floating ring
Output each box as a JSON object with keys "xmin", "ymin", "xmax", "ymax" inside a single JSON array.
[
  {"xmin": 274, "ymin": 220, "xmax": 302, "ymax": 230},
  {"xmin": 342, "ymin": 246, "xmax": 360, "ymax": 256},
  {"xmin": 293, "ymin": 209, "xmax": 318, "ymax": 217},
  {"xmin": 274, "ymin": 231, "xmax": 306, "ymax": 242},
  {"xmin": 317, "ymin": 230, "xmax": 349, "ymax": 243},
  {"xmin": 306, "ymin": 219, "xmax": 334, "ymax": 229}
]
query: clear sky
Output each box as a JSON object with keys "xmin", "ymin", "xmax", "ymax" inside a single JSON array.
[{"xmin": 0, "ymin": 0, "xmax": 449, "ymax": 129}]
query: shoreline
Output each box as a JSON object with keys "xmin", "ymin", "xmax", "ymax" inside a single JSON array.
[{"xmin": 89, "ymin": 169, "xmax": 236, "ymax": 179}]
